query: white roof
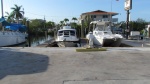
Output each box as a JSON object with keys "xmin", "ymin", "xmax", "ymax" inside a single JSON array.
[
  {"xmin": 63, "ymin": 26, "xmax": 72, "ymax": 29},
  {"xmin": 58, "ymin": 26, "xmax": 76, "ymax": 31}
]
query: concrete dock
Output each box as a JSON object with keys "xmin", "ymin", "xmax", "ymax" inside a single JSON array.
[{"xmin": 1, "ymin": 47, "xmax": 150, "ymax": 84}]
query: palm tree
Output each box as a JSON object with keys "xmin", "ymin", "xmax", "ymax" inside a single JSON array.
[
  {"xmin": 72, "ymin": 17, "xmax": 77, "ymax": 23},
  {"xmin": 84, "ymin": 15, "xmax": 92, "ymax": 33},
  {"xmin": 22, "ymin": 17, "xmax": 28, "ymax": 25},
  {"xmin": 60, "ymin": 20, "xmax": 64, "ymax": 26},
  {"xmin": 4, "ymin": 12, "xmax": 14, "ymax": 23},
  {"xmin": 10, "ymin": 4, "xmax": 24, "ymax": 23},
  {"xmin": 64, "ymin": 18, "xmax": 69, "ymax": 24}
]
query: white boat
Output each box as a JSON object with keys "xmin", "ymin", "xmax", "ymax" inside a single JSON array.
[
  {"xmin": 0, "ymin": 31, "xmax": 27, "ymax": 47},
  {"xmin": 86, "ymin": 21, "xmax": 123, "ymax": 47},
  {"xmin": 55, "ymin": 26, "xmax": 79, "ymax": 47},
  {"xmin": 0, "ymin": 18, "xmax": 27, "ymax": 47}
]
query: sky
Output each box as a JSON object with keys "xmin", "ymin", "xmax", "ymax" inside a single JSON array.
[{"xmin": 1, "ymin": 0, "xmax": 150, "ymax": 23}]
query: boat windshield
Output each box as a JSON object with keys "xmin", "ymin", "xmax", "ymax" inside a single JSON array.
[
  {"xmin": 64, "ymin": 31, "xmax": 69, "ymax": 35},
  {"xmin": 95, "ymin": 25, "xmax": 111, "ymax": 31},
  {"xmin": 104, "ymin": 31, "xmax": 112, "ymax": 35},
  {"xmin": 58, "ymin": 30, "xmax": 76, "ymax": 36},
  {"xmin": 70, "ymin": 30, "xmax": 75, "ymax": 36},
  {"xmin": 58, "ymin": 31, "xmax": 63, "ymax": 36}
]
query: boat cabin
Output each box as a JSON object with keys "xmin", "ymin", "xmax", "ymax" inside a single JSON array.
[
  {"xmin": 90, "ymin": 21, "xmax": 112, "ymax": 36},
  {"xmin": 57, "ymin": 26, "xmax": 76, "ymax": 37}
]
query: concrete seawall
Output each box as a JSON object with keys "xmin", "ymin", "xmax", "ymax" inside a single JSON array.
[{"xmin": 36, "ymin": 38, "xmax": 150, "ymax": 47}]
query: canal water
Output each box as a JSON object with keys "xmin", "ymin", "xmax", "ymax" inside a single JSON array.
[{"xmin": 16, "ymin": 35, "xmax": 52, "ymax": 47}]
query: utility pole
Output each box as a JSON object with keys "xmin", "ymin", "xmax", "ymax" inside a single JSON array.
[{"xmin": 126, "ymin": 10, "xmax": 130, "ymax": 39}]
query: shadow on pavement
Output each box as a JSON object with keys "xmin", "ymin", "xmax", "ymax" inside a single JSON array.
[{"xmin": 0, "ymin": 48, "xmax": 49, "ymax": 79}]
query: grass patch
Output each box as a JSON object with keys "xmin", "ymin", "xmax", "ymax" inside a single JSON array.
[{"xmin": 76, "ymin": 48, "xmax": 107, "ymax": 52}]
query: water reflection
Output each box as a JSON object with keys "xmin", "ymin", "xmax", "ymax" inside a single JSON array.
[{"xmin": 17, "ymin": 35, "xmax": 52, "ymax": 47}]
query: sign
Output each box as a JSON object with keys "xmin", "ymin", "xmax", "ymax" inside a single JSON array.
[{"xmin": 124, "ymin": 0, "xmax": 132, "ymax": 10}]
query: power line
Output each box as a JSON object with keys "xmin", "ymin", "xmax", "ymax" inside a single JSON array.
[{"xmin": 25, "ymin": 11, "xmax": 80, "ymax": 18}]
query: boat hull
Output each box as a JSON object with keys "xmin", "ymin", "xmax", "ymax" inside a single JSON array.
[
  {"xmin": 103, "ymin": 38, "xmax": 122, "ymax": 47},
  {"xmin": 93, "ymin": 37, "xmax": 122, "ymax": 47},
  {"xmin": 57, "ymin": 41, "xmax": 79, "ymax": 47},
  {"xmin": 55, "ymin": 26, "xmax": 79, "ymax": 47},
  {"xmin": 0, "ymin": 32, "xmax": 26, "ymax": 47}
]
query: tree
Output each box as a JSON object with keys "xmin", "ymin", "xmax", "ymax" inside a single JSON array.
[
  {"xmin": 84, "ymin": 15, "xmax": 92, "ymax": 34},
  {"xmin": 59, "ymin": 21, "xmax": 64, "ymax": 26},
  {"xmin": 71, "ymin": 22, "xmax": 77, "ymax": 28},
  {"xmin": 46, "ymin": 21, "xmax": 55, "ymax": 29},
  {"xmin": 64, "ymin": 18, "xmax": 69, "ymax": 24},
  {"xmin": 4, "ymin": 12, "xmax": 14, "ymax": 23},
  {"xmin": 22, "ymin": 17, "xmax": 28, "ymax": 25},
  {"xmin": 119, "ymin": 18, "xmax": 148, "ymax": 35},
  {"xmin": 136, "ymin": 18, "xmax": 146, "ymax": 23},
  {"xmin": 72, "ymin": 17, "xmax": 77, "ymax": 23},
  {"xmin": 10, "ymin": 4, "xmax": 24, "ymax": 23},
  {"xmin": 29, "ymin": 19, "xmax": 45, "ymax": 32}
]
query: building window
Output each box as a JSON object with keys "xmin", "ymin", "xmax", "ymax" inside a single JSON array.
[
  {"xmin": 91, "ymin": 15, "xmax": 96, "ymax": 18},
  {"xmin": 103, "ymin": 15, "xmax": 108, "ymax": 18}
]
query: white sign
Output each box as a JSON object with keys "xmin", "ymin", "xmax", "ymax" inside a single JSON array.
[{"xmin": 124, "ymin": 0, "xmax": 132, "ymax": 10}]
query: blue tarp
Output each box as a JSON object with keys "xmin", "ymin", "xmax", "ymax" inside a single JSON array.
[
  {"xmin": 0, "ymin": 17, "xmax": 10, "ymax": 26},
  {"xmin": 5, "ymin": 23, "xmax": 27, "ymax": 32},
  {"xmin": 0, "ymin": 18, "xmax": 27, "ymax": 32}
]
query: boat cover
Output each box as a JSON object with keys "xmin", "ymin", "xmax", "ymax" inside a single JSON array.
[
  {"xmin": 0, "ymin": 17, "xmax": 10, "ymax": 26},
  {"xmin": 5, "ymin": 24, "xmax": 27, "ymax": 32},
  {"xmin": 0, "ymin": 18, "xmax": 27, "ymax": 32}
]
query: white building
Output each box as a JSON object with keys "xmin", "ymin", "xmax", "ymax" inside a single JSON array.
[{"xmin": 79, "ymin": 10, "xmax": 118, "ymax": 23}]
